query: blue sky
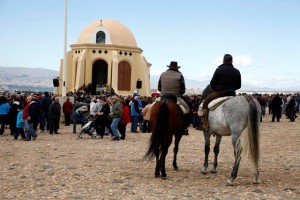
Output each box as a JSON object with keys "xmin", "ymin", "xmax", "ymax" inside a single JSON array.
[{"xmin": 0, "ymin": 0, "xmax": 299, "ymax": 89}]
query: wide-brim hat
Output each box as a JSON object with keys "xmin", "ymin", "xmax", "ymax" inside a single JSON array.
[{"xmin": 167, "ymin": 61, "xmax": 180, "ymax": 69}]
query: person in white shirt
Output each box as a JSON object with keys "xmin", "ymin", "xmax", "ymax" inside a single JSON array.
[{"xmin": 89, "ymin": 97, "xmax": 96, "ymax": 117}]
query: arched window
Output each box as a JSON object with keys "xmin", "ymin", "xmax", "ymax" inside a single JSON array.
[{"xmin": 96, "ymin": 31, "xmax": 106, "ymax": 44}]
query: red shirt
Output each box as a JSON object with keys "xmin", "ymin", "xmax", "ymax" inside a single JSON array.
[
  {"xmin": 22, "ymin": 100, "xmax": 32, "ymax": 120},
  {"xmin": 63, "ymin": 101, "xmax": 73, "ymax": 114},
  {"xmin": 120, "ymin": 106, "xmax": 130, "ymax": 124}
]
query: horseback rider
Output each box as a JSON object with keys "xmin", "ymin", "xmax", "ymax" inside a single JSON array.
[
  {"xmin": 199, "ymin": 54, "xmax": 241, "ymax": 131},
  {"xmin": 158, "ymin": 61, "xmax": 190, "ymax": 135}
]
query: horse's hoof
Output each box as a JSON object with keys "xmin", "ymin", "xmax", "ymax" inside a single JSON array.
[
  {"xmin": 173, "ymin": 166, "xmax": 178, "ymax": 171},
  {"xmin": 201, "ymin": 167, "xmax": 208, "ymax": 174},
  {"xmin": 253, "ymin": 177, "xmax": 260, "ymax": 184},
  {"xmin": 210, "ymin": 169, "xmax": 217, "ymax": 173},
  {"xmin": 155, "ymin": 173, "xmax": 160, "ymax": 178},
  {"xmin": 161, "ymin": 176, "xmax": 167, "ymax": 180},
  {"xmin": 226, "ymin": 178, "xmax": 234, "ymax": 186}
]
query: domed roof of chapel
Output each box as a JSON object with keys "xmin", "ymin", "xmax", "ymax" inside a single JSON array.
[{"xmin": 77, "ymin": 19, "xmax": 137, "ymax": 47}]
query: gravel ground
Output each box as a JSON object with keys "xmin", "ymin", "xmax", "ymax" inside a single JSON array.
[{"xmin": 0, "ymin": 112, "xmax": 299, "ymax": 200}]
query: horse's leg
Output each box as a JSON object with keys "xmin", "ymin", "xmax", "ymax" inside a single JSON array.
[
  {"xmin": 160, "ymin": 146, "xmax": 169, "ymax": 179},
  {"xmin": 211, "ymin": 135, "xmax": 222, "ymax": 173},
  {"xmin": 173, "ymin": 135, "xmax": 182, "ymax": 171},
  {"xmin": 201, "ymin": 130, "xmax": 211, "ymax": 174},
  {"xmin": 227, "ymin": 134, "xmax": 242, "ymax": 186},
  {"xmin": 155, "ymin": 150, "xmax": 160, "ymax": 177},
  {"xmin": 253, "ymin": 163, "xmax": 260, "ymax": 184}
]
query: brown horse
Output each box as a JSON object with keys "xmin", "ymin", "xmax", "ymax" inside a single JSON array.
[{"xmin": 144, "ymin": 94, "xmax": 184, "ymax": 178}]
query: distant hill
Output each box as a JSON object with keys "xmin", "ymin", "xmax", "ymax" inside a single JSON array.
[
  {"xmin": 0, "ymin": 67, "xmax": 58, "ymax": 91},
  {"xmin": 0, "ymin": 67, "xmax": 298, "ymax": 93}
]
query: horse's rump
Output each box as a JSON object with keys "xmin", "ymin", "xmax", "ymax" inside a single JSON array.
[
  {"xmin": 201, "ymin": 95, "xmax": 261, "ymax": 185},
  {"xmin": 145, "ymin": 94, "xmax": 185, "ymax": 178},
  {"xmin": 145, "ymin": 95, "xmax": 184, "ymax": 159},
  {"xmin": 150, "ymin": 97, "xmax": 183, "ymax": 133}
]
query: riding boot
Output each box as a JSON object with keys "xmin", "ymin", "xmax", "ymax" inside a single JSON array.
[
  {"xmin": 182, "ymin": 114, "xmax": 190, "ymax": 135},
  {"xmin": 198, "ymin": 109, "xmax": 209, "ymax": 131}
]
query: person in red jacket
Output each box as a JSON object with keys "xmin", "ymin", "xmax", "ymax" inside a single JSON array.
[
  {"xmin": 118, "ymin": 100, "xmax": 130, "ymax": 140},
  {"xmin": 62, "ymin": 97, "xmax": 73, "ymax": 126},
  {"xmin": 23, "ymin": 95, "xmax": 38, "ymax": 141}
]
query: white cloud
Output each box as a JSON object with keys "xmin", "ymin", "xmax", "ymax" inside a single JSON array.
[{"xmin": 215, "ymin": 55, "xmax": 252, "ymax": 68}]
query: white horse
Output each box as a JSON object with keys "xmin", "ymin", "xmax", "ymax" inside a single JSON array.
[{"xmin": 200, "ymin": 95, "xmax": 261, "ymax": 186}]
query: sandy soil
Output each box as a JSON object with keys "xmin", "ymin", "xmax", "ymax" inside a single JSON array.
[{"xmin": 0, "ymin": 112, "xmax": 299, "ymax": 200}]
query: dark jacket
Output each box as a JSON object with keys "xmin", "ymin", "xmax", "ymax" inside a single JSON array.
[
  {"xmin": 49, "ymin": 102, "xmax": 61, "ymax": 118},
  {"xmin": 40, "ymin": 96, "xmax": 53, "ymax": 113},
  {"xmin": 271, "ymin": 95, "xmax": 282, "ymax": 110},
  {"xmin": 287, "ymin": 98, "xmax": 295, "ymax": 109},
  {"xmin": 210, "ymin": 64, "xmax": 241, "ymax": 93},
  {"xmin": 99, "ymin": 103, "xmax": 111, "ymax": 124},
  {"xmin": 28, "ymin": 101, "xmax": 39, "ymax": 124},
  {"xmin": 8, "ymin": 102, "xmax": 19, "ymax": 126}
]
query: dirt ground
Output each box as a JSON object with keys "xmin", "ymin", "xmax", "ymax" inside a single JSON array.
[{"xmin": 0, "ymin": 112, "xmax": 299, "ymax": 200}]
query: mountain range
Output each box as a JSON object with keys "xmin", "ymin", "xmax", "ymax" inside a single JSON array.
[
  {"xmin": 0, "ymin": 67, "xmax": 58, "ymax": 92},
  {"xmin": 0, "ymin": 67, "xmax": 298, "ymax": 93}
]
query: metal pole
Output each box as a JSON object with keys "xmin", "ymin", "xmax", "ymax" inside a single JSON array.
[{"xmin": 62, "ymin": 0, "xmax": 68, "ymax": 96}]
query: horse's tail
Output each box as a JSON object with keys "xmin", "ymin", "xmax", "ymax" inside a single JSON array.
[
  {"xmin": 144, "ymin": 100, "xmax": 169, "ymax": 159},
  {"xmin": 241, "ymin": 97, "xmax": 260, "ymax": 170}
]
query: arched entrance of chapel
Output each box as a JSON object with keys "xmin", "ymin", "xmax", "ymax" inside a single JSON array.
[
  {"xmin": 118, "ymin": 61, "xmax": 131, "ymax": 91},
  {"xmin": 92, "ymin": 59, "xmax": 108, "ymax": 93}
]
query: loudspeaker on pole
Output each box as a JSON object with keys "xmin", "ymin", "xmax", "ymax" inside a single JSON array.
[
  {"xmin": 136, "ymin": 80, "xmax": 142, "ymax": 89},
  {"xmin": 53, "ymin": 79, "xmax": 59, "ymax": 87}
]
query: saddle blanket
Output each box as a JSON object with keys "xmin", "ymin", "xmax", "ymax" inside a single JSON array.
[{"xmin": 198, "ymin": 96, "xmax": 233, "ymax": 117}]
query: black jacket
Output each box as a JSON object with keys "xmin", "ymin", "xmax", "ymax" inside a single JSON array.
[
  {"xmin": 271, "ymin": 95, "xmax": 282, "ymax": 109},
  {"xmin": 40, "ymin": 96, "xmax": 52, "ymax": 113},
  {"xmin": 49, "ymin": 102, "xmax": 61, "ymax": 118},
  {"xmin": 8, "ymin": 103, "xmax": 19, "ymax": 125},
  {"xmin": 210, "ymin": 64, "xmax": 241, "ymax": 93},
  {"xmin": 28, "ymin": 101, "xmax": 39, "ymax": 123}
]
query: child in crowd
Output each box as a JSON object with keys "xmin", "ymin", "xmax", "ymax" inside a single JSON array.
[{"xmin": 14, "ymin": 104, "xmax": 26, "ymax": 140}]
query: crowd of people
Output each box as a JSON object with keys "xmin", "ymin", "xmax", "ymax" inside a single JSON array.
[
  {"xmin": 0, "ymin": 89, "xmax": 299, "ymax": 142},
  {"xmin": 0, "ymin": 55, "xmax": 299, "ymax": 141},
  {"xmin": 0, "ymin": 90, "xmax": 157, "ymax": 141}
]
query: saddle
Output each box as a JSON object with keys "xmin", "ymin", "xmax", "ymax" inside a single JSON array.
[
  {"xmin": 153, "ymin": 96, "xmax": 188, "ymax": 114},
  {"xmin": 198, "ymin": 96, "xmax": 233, "ymax": 117}
]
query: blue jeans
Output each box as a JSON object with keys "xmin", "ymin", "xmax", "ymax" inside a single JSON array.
[
  {"xmin": 110, "ymin": 117, "xmax": 121, "ymax": 138},
  {"xmin": 25, "ymin": 120, "xmax": 37, "ymax": 140},
  {"xmin": 14, "ymin": 127, "xmax": 26, "ymax": 139},
  {"xmin": 130, "ymin": 115, "xmax": 139, "ymax": 132},
  {"xmin": 192, "ymin": 113, "xmax": 200, "ymax": 128},
  {"xmin": 40, "ymin": 112, "xmax": 49, "ymax": 131},
  {"xmin": 73, "ymin": 112, "xmax": 85, "ymax": 133}
]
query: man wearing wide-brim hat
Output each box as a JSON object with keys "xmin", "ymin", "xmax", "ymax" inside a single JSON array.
[{"xmin": 157, "ymin": 61, "xmax": 190, "ymax": 135}]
